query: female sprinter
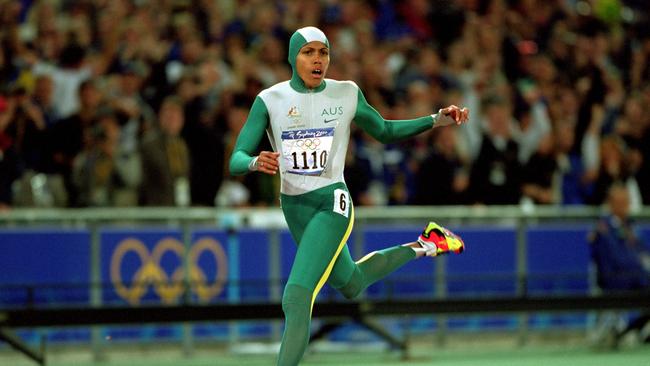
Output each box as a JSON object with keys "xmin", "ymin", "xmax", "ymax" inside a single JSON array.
[{"xmin": 229, "ymin": 26, "xmax": 469, "ymax": 365}]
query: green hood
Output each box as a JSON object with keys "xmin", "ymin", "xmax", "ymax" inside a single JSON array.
[{"xmin": 288, "ymin": 26, "xmax": 329, "ymax": 93}]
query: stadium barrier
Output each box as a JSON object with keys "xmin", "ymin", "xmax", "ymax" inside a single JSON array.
[{"xmin": 1, "ymin": 205, "xmax": 650, "ymax": 365}]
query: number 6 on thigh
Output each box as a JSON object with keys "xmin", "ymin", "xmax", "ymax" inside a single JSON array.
[{"xmin": 333, "ymin": 189, "xmax": 349, "ymax": 218}]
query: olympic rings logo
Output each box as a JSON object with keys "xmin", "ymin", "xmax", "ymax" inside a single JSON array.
[
  {"xmin": 110, "ymin": 237, "xmax": 228, "ymax": 305},
  {"xmin": 288, "ymin": 138, "xmax": 321, "ymax": 150}
]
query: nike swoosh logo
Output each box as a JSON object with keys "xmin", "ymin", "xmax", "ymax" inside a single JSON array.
[{"xmin": 324, "ymin": 118, "xmax": 338, "ymax": 123}]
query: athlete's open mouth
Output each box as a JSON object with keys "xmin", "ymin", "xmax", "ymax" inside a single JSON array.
[{"xmin": 312, "ymin": 69, "xmax": 322, "ymax": 77}]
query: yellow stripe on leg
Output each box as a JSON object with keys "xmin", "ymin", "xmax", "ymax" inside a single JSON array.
[{"xmin": 310, "ymin": 206, "xmax": 355, "ymax": 314}]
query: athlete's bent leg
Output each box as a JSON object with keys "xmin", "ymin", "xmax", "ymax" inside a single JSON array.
[
  {"xmin": 330, "ymin": 221, "xmax": 465, "ymax": 299},
  {"xmin": 330, "ymin": 245, "xmax": 417, "ymax": 299}
]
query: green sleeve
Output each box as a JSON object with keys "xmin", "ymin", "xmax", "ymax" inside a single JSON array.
[
  {"xmin": 353, "ymin": 89, "xmax": 434, "ymax": 144},
  {"xmin": 229, "ymin": 96, "xmax": 270, "ymax": 176}
]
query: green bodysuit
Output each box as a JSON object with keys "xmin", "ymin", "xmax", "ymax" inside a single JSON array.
[{"xmin": 229, "ymin": 26, "xmax": 439, "ymax": 366}]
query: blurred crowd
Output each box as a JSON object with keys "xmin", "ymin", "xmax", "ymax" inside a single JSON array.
[{"xmin": 0, "ymin": 0, "xmax": 649, "ymax": 209}]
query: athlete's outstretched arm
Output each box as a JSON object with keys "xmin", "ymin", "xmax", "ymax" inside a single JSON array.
[
  {"xmin": 229, "ymin": 96, "xmax": 279, "ymax": 175},
  {"xmin": 354, "ymin": 88, "xmax": 469, "ymax": 144}
]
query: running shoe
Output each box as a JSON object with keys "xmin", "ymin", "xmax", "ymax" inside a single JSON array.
[{"xmin": 417, "ymin": 222, "xmax": 465, "ymax": 256}]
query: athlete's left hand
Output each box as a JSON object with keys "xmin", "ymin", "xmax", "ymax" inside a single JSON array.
[{"xmin": 435, "ymin": 105, "xmax": 469, "ymax": 127}]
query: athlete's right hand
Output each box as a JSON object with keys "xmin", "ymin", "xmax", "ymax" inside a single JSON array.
[{"xmin": 256, "ymin": 151, "xmax": 280, "ymax": 175}]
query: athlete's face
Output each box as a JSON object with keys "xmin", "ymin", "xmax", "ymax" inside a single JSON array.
[{"xmin": 295, "ymin": 41, "xmax": 329, "ymax": 89}]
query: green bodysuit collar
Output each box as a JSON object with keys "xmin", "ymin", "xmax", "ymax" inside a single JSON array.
[{"xmin": 288, "ymin": 26, "xmax": 329, "ymax": 93}]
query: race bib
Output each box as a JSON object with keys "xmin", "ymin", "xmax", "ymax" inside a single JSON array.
[
  {"xmin": 333, "ymin": 189, "xmax": 349, "ymax": 218},
  {"xmin": 281, "ymin": 127, "xmax": 334, "ymax": 176}
]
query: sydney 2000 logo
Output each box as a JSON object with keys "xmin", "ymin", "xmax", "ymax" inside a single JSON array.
[{"xmin": 110, "ymin": 237, "xmax": 228, "ymax": 305}]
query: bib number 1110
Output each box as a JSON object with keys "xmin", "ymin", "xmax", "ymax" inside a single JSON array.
[{"xmin": 291, "ymin": 150, "xmax": 328, "ymax": 170}]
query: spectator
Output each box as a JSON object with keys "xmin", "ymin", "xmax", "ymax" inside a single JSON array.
[
  {"xmin": 414, "ymin": 127, "xmax": 468, "ymax": 205},
  {"xmin": 33, "ymin": 44, "xmax": 92, "ymax": 120},
  {"xmin": 554, "ymin": 120, "xmax": 595, "ymax": 205},
  {"xmin": 177, "ymin": 71, "xmax": 226, "ymax": 207},
  {"xmin": 32, "ymin": 74, "xmax": 58, "ymax": 128},
  {"xmin": 354, "ymin": 133, "xmax": 409, "ymax": 206},
  {"xmin": 0, "ymin": 83, "xmax": 67, "ymax": 208},
  {"xmin": 512, "ymin": 80, "xmax": 552, "ymax": 166},
  {"xmin": 589, "ymin": 183, "xmax": 650, "ymax": 347},
  {"xmin": 629, "ymin": 23, "xmax": 650, "ymax": 90},
  {"xmin": 0, "ymin": 85, "xmax": 47, "ymax": 173},
  {"xmin": 590, "ymin": 135, "xmax": 642, "ymax": 207},
  {"xmin": 613, "ymin": 92, "xmax": 650, "ymax": 205},
  {"xmin": 0, "ymin": 91, "xmax": 19, "ymax": 208},
  {"xmin": 343, "ymin": 137, "xmax": 372, "ymax": 206},
  {"xmin": 109, "ymin": 62, "xmax": 155, "ymax": 134},
  {"xmin": 216, "ymin": 102, "xmax": 251, "ymax": 208},
  {"xmin": 46, "ymin": 79, "xmax": 104, "ymax": 206},
  {"xmin": 140, "ymin": 96, "xmax": 190, "ymax": 206},
  {"xmin": 468, "ymin": 95, "xmax": 522, "ymax": 204},
  {"xmin": 72, "ymin": 112, "xmax": 139, "ymax": 207},
  {"xmin": 521, "ymin": 132, "xmax": 557, "ymax": 205},
  {"xmin": 252, "ymin": 35, "xmax": 291, "ymax": 87}
]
